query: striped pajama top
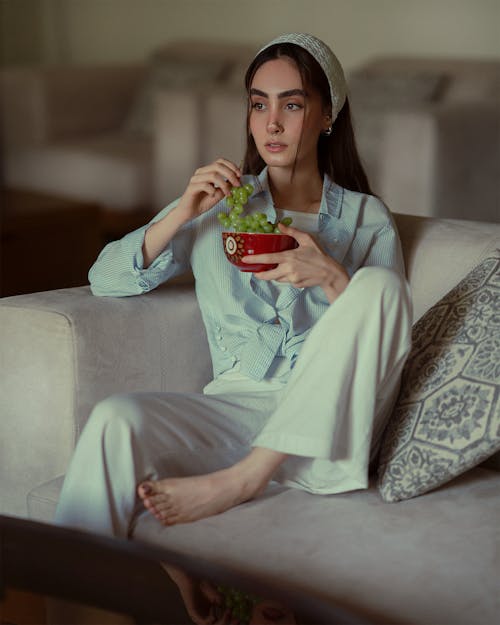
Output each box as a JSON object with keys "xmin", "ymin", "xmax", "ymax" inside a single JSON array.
[{"xmin": 89, "ymin": 167, "xmax": 405, "ymax": 381}]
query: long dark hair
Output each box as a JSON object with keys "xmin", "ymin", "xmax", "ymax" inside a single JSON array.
[{"xmin": 242, "ymin": 43, "xmax": 374, "ymax": 195}]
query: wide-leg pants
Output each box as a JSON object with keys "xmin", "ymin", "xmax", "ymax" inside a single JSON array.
[{"xmin": 55, "ymin": 267, "xmax": 412, "ymax": 538}]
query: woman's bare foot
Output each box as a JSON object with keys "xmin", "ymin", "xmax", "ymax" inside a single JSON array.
[{"xmin": 137, "ymin": 448, "xmax": 287, "ymax": 526}]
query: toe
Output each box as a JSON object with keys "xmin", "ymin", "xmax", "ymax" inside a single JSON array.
[{"xmin": 137, "ymin": 481, "xmax": 154, "ymax": 498}]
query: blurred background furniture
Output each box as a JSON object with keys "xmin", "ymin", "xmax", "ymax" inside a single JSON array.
[
  {"xmin": 348, "ymin": 57, "xmax": 500, "ymax": 220},
  {"xmin": 2, "ymin": 44, "xmax": 499, "ymax": 222},
  {"xmin": 1, "ymin": 212, "xmax": 499, "ymax": 625},
  {"xmin": 0, "ymin": 40, "xmax": 254, "ymax": 216}
]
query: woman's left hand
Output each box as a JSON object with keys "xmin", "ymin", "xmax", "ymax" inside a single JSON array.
[{"xmin": 241, "ymin": 223, "xmax": 350, "ymax": 304}]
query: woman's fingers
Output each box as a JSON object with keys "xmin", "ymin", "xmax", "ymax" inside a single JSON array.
[
  {"xmin": 276, "ymin": 222, "xmax": 311, "ymax": 245},
  {"xmin": 241, "ymin": 251, "xmax": 288, "ymax": 265},
  {"xmin": 193, "ymin": 159, "xmax": 241, "ymax": 192}
]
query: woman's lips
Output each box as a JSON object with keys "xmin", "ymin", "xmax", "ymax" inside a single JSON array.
[{"xmin": 265, "ymin": 142, "xmax": 287, "ymax": 153}]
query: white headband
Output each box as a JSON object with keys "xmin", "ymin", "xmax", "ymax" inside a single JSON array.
[{"xmin": 255, "ymin": 33, "xmax": 347, "ymax": 122}]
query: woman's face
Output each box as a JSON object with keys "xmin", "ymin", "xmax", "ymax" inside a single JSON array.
[{"xmin": 248, "ymin": 57, "xmax": 330, "ymax": 172}]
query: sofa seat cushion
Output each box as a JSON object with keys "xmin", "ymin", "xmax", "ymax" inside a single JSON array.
[
  {"xmin": 28, "ymin": 468, "xmax": 500, "ymax": 625},
  {"xmin": 5, "ymin": 133, "xmax": 151, "ymax": 212},
  {"xmin": 135, "ymin": 467, "xmax": 499, "ymax": 625}
]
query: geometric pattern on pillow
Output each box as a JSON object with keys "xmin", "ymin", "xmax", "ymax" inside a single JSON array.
[{"xmin": 377, "ymin": 255, "xmax": 500, "ymax": 502}]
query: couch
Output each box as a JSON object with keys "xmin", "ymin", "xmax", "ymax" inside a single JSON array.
[
  {"xmin": 0, "ymin": 40, "xmax": 253, "ymax": 213},
  {"xmin": 1, "ymin": 212, "xmax": 499, "ymax": 625},
  {"xmin": 2, "ymin": 47, "xmax": 499, "ymax": 222}
]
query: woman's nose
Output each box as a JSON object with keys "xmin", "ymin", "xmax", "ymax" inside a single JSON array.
[{"xmin": 267, "ymin": 118, "xmax": 284, "ymax": 134}]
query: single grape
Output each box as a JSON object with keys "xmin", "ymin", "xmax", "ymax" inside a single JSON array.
[
  {"xmin": 280, "ymin": 217, "xmax": 293, "ymax": 226},
  {"xmin": 243, "ymin": 183, "xmax": 254, "ymax": 194}
]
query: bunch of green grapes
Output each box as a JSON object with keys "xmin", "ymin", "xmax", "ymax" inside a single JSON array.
[
  {"xmin": 217, "ymin": 184, "xmax": 293, "ymax": 233},
  {"xmin": 216, "ymin": 584, "xmax": 259, "ymax": 624}
]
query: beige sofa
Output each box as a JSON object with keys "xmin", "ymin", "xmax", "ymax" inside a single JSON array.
[
  {"xmin": 1, "ymin": 212, "xmax": 499, "ymax": 625},
  {"xmin": 2, "ymin": 49, "xmax": 499, "ymax": 221}
]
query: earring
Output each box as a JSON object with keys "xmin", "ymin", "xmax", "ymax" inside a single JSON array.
[{"xmin": 322, "ymin": 126, "xmax": 333, "ymax": 137}]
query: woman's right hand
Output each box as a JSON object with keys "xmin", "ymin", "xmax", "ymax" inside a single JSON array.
[
  {"xmin": 176, "ymin": 158, "xmax": 242, "ymax": 222},
  {"xmin": 142, "ymin": 158, "xmax": 241, "ymax": 268}
]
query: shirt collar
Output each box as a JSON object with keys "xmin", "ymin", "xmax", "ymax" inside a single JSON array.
[{"xmin": 252, "ymin": 167, "xmax": 343, "ymax": 219}]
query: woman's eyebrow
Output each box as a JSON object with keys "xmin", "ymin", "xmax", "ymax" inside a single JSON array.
[{"xmin": 250, "ymin": 88, "xmax": 307, "ymax": 98}]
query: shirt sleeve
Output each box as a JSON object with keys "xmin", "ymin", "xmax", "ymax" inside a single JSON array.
[
  {"xmin": 88, "ymin": 200, "xmax": 193, "ymax": 297},
  {"xmin": 362, "ymin": 219, "xmax": 406, "ymax": 276}
]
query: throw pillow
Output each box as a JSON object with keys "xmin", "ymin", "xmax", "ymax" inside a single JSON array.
[{"xmin": 377, "ymin": 255, "xmax": 500, "ymax": 502}]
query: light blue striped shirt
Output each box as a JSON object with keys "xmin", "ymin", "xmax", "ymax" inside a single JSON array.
[{"xmin": 89, "ymin": 168, "xmax": 404, "ymax": 381}]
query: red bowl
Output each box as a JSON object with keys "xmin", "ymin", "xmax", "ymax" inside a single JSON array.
[{"xmin": 222, "ymin": 231, "xmax": 298, "ymax": 272}]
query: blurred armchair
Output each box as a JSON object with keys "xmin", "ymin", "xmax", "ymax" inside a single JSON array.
[
  {"xmin": 0, "ymin": 40, "xmax": 253, "ymax": 213},
  {"xmin": 348, "ymin": 57, "xmax": 500, "ymax": 221}
]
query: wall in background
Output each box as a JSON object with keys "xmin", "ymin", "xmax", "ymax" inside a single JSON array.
[{"xmin": 1, "ymin": 0, "xmax": 500, "ymax": 71}]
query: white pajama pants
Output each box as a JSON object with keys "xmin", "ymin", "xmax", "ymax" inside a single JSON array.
[{"xmin": 55, "ymin": 267, "xmax": 412, "ymax": 538}]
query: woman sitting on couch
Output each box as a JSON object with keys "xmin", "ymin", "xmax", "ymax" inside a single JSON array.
[{"xmin": 55, "ymin": 33, "xmax": 412, "ymax": 536}]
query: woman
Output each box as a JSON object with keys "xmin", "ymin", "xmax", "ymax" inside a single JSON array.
[{"xmin": 55, "ymin": 33, "xmax": 412, "ymax": 537}]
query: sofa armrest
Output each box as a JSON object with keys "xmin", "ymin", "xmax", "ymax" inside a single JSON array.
[{"xmin": 0, "ymin": 284, "xmax": 212, "ymax": 517}]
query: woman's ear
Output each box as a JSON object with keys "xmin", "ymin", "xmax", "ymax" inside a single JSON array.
[{"xmin": 322, "ymin": 111, "xmax": 333, "ymax": 137}]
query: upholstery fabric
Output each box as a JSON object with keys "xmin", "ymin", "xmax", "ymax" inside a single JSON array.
[
  {"xmin": 133, "ymin": 467, "xmax": 500, "ymax": 625},
  {"xmin": 26, "ymin": 468, "xmax": 500, "ymax": 625},
  {"xmin": 0, "ymin": 284, "xmax": 211, "ymax": 517},
  {"xmin": 377, "ymin": 255, "xmax": 500, "ymax": 502}
]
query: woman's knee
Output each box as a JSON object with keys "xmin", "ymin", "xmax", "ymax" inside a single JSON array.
[
  {"xmin": 86, "ymin": 393, "xmax": 146, "ymax": 438},
  {"xmin": 353, "ymin": 266, "xmax": 403, "ymax": 292},
  {"xmin": 353, "ymin": 266, "xmax": 410, "ymax": 306}
]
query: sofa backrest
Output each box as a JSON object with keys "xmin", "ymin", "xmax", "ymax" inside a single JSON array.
[{"xmin": 394, "ymin": 213, "xmax": 500, "ymax": 322}]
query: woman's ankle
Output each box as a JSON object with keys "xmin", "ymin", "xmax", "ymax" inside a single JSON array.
[{"xmin": 233, "ymin": 447, "xmax": 288, "ymax": 494}]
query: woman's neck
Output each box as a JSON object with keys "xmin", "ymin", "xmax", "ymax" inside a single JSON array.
[{"xmin": 268, "ymin": 165, "xmax": 323, "ymax": 213}]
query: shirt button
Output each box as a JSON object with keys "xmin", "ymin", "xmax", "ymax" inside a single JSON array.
[
  {"xmin": 221, "ymin": 346, "xmax": 227, "ymax": 352},
  {"xmin": 215, "ymin": 325, "xmax": 221, "ymax": 331},
  {"xmin": 216, "ymin": 335, "xmax": 223, "ymax": 340}
]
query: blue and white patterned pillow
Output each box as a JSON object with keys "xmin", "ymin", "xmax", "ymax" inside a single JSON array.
[{"xmin": 377, "ymin": 255, "xmax": 500, "ymax": 502}]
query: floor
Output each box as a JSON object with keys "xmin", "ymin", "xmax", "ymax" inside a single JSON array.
[{"xmin": 0, "ymin": 589, "xmax": 46, "ymax": 625}]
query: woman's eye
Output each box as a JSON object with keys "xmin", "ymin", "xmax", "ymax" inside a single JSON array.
[
  {"xmin": 286, "ymin": 102, "xmax": 303, "ymax": 111},
  {"xmin": 251, "ymin": 102, "xmax": 265, "ymax": 110}
]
